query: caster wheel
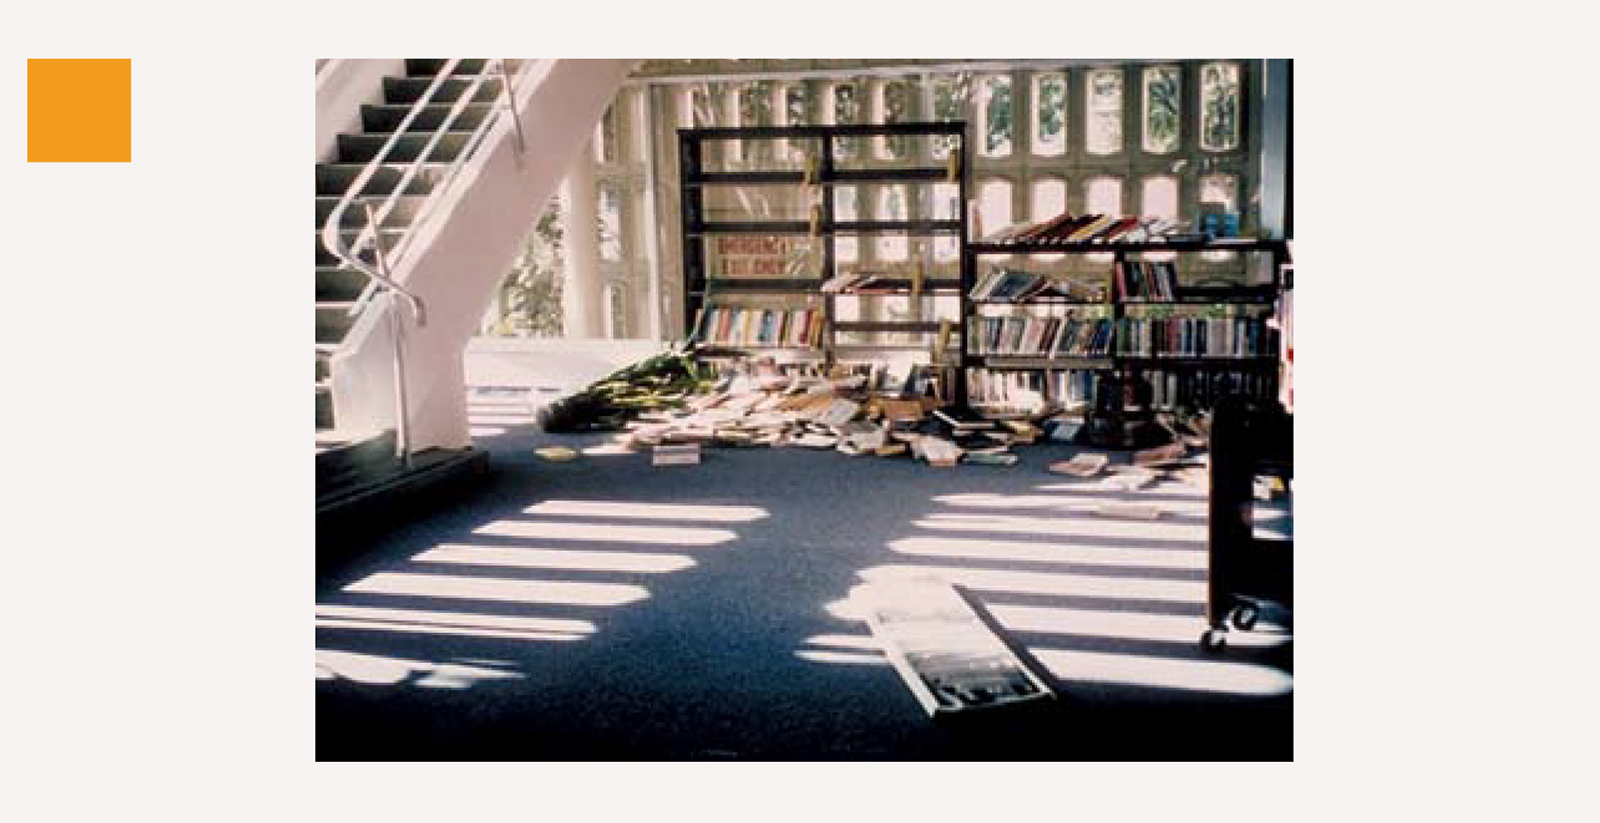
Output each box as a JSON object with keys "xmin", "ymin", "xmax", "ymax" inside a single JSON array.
[
  {"xmin": 1200, "ymin": 629, "xmax": 1227, "ymax": 653},
  {"xmin": 1231, "ymin": 604, "xmax": 1259, "ymax": 631}
]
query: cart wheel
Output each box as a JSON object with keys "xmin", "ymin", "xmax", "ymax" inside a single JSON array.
[
  {"xmin": 1231, "ymin": 604, "xmax": 1259, "ymax": 631},
  {"xmin": 1200, "ymin": 629, "xmax": 1227, "ymax": 653}
]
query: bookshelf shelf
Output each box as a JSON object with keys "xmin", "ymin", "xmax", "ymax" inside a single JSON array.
[{"xmin": 681, "ymin": 123, "xmax": 970, "ymax": 384}]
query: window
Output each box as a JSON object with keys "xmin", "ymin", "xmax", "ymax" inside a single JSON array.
[
  {"xmin": 1086, "ymin": 68, "xmax": 1123, "ymax": 155},
  {"xmin": 878, "ymin": 80, "xmax": 912, "ymax": 160},
  {"xmin": 832, "ymin": 81, "xmax": 861, "ymax": 160},
  {"xmin": 1141, "ymin": 175, "xmax": 1179, "ymax": 220},
  {"xmin": 1030, "ymin": 178, "xmax": 1067, "ymax": 260},
  {"xmin": 1142, "ymin": 65, "xmax": 1180, "ymax": 155},
  {"xmin": 596, "ymin": 103, "xmax": 619, "ymax": 164},
  {"xmin": 782, "ymin": 83, "xmax": 811, "ymax": 163},
  {"xmin": 876, "ymin": 185, "xmax": 909, "ymax": 261},
  {"xmin": 980, "ymin": 74, "xmax": 1013, "ymax": 158},
  {"xmin": 1200, "ymin": 62, "xmax": 1240, "ymax": 152},
  {"xmin": 977, "ymin": 178, "xmax": 1012, "ymax": 239},
  {"xmin": 930, "ymin": 75, "xmax": 966, "ymax": 160},
  {"xmin": 599, "ymin": 184, "xmax": 623, "ymax": 262},
  {"xmin": 739, "ymin": 82, "xmax": 775, "ymax": 163},
  {"xmin": 1086, "ymin": 176, "xmax": 1122, "ymax": 215},
  {"xmin": 931, "ymin": 182, "xmax": 959, "ymax": 263},
  {"xmin": 605, "ymin": 283, "xmax": 627, "ymax": 339},
  {"xmin": 1141, "ymin": 175, "xmax": 1180, "ymax": 261},
  {"xmin": 1032, "ymin": 72, "xmax": 1066, "ymax": 157},
  {"xmin": 1085, "ymin": 177, "xmax": 1121, "ymax": 261},
  {"xmin": 834, "ymin": 185, "xmax": 859, "ymax": 263}
]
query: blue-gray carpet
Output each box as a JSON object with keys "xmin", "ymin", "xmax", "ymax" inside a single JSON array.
[{"xmin": 316, "ymin": 392, "xmax": 1292, "ymax": 760}]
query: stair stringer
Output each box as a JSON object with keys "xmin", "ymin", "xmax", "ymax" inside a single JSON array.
[{"xmin": 329, "ymin": 59, "xmax": 637, "ymax": 450}]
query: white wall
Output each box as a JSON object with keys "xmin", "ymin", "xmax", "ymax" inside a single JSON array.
[
  {"xmin": 314, "ymin": 59, "xmax": 404, "ymax": 162},
  {"xmin": 330, "ymin": 60, "xmax": 639, "ymax": 450}
]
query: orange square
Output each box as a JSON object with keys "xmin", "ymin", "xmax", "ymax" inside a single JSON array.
[{"xmin": 28, "ymin": 59, "xmax": 132, "ymax": 162}]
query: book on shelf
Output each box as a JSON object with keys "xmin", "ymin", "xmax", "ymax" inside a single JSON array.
[
  {"xmin": 1114, "ymin": 314, "xmax": 1275, "ymax": 359},
  {"xmin": 702, "ymin": 306, "xmax": 825, "ymax": 348},
  {"xmin": 1115, "ymin": 260, "xmax": 1180, "ymax": 302},
  {"xmin": 970, "ymin": 267, "xmax": 1105, "ymax": 303},
  {"xmin": 980, "ymin": 213, "xmax": 1193, "ymax": 246},
  {"xmin": 969, "ymin": 314, "xmax": 1113, "ymax": 358},
  {"xmin": 968, "ymin": 369, "xmax": 1093, "ymax": 416}
]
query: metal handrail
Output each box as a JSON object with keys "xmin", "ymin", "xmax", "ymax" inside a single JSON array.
[
  {"xmin": 317, "ymin": 58, "xmax": 532, "ymax": 453},
  {"xmin": 320, "ymin": 59, "xmax": 533, "ymax": 321}
]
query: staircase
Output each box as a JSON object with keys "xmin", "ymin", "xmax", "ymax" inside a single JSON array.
[
  {"xmin": 316, "ymin": 59, "xmax": 513, "ymax": 438},
  {"xmin": 314, "ymin": 57, "xmax": 635, "ymax": 529},
  {"xmin": 315, "ymin": 59, "xmax": 514, "ymax": 516}
]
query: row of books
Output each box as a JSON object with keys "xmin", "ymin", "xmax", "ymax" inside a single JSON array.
[
  {"xmin": 701, "ymin": 307, "xmax": 826, "ymax": 348},
  {"xmin": 969, "ymin": 267, "xmax": 1106, "ymax": 303},
  {"xmin": 1115, "ymin": 317, "xmax": 1275, "ymax": 359},
  {"xmin": 1144, "ymin": 368, "xmax": 1277, "ymax": 411},
  {"xmin": 1116, "ymin": 261, "xmax": 1180, "ymax": 302},
  {"xmin": 984, "ymin": 213, "xmax": 1187, "ymax": 245},
  {"xmin": 969, "ymin": 315, "xmax": 1114, "ymax": 357},
  {"xmin": 968, "ymin": 368, "xmax": 1095, "ymax": 413}
]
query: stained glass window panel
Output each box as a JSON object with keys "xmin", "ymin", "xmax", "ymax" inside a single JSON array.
[
  {"xmin": 880, "ymin": 80, "xmax": 911, "ymax": 160},
  {"xmin": 1142, "ymin": 66, "xmax": 1180, "ymax": 154},
  {"xmin": 981, "ymin": 75, "xmax": 1013, "ymax": 158},
  {"xmin": 1200, "ymin": 62, "xmax": 1240, "ymax": 151},
  {"xmin": 833, "ymin": 82, "xmax": 861, "ymax": 160},
  {"xmin": 1086, "ymin": 69, "xmax": 1123, "ymax": 155},
  {"xmin": 930, "ymin": 75, "xmax": 966, "ymax": 160},
  {"xmin": 1033, "ymin": 72, "xmax": 1066, "ymax": 157}
]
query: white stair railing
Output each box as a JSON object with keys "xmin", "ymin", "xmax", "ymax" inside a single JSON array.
[{"xmin": 318, "ymin": 58, "xmax": 532, "ymax": 461}]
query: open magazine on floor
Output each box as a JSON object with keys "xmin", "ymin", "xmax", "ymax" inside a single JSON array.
[{"xmin": 860, "ymin": 577, "xmax": 1054, "ymax": 716}]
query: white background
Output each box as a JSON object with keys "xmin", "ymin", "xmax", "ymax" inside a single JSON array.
[{"xmin": 1, "ymin": 2, "xmax": 1595, "ymax": 821}]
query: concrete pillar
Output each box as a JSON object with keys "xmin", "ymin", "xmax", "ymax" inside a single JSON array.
[{"xmin": 560, "ymin": 144, "xmax": 605, "ymax": 338}]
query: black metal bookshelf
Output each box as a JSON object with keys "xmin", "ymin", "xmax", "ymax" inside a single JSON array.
[
  {"xmin": 960, "ymin": 237, "xmax": 1290, "ymax": 414},
  {"xmin": 679, "ymin": 123, "xmax": 969, "ymax": 380}
]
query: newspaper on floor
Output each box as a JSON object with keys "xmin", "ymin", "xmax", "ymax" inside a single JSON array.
[{"xmin": 860, "ymin": 577, "xmax": 1054, "ymax": 717}]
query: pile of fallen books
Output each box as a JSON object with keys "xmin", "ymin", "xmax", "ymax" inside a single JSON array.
[{"xmin": 589, "ymin": 360, "xmax": 1058, "ymax": 469}]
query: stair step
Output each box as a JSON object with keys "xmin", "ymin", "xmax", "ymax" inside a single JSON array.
[
  {"xmin": 316, "ymin": 384, "xmax": 334, "ymax": 430},
  {"xmin": 316, "ymin": 195, "xmax": 425, "ymax": 229},
  {"xmin": 336, "ymin": 130, "xmax": 475, "ymax": 164},
  {"xmin": 316, "ymin": 303, "xmax": 359, "ymax": 345},
  {"xmin": 315, "ymin": 227, "xmax": 403, "ymax": 267},
  {"xmin": 315, "ymin": 163, "xmax": 446, "ymax": 197},
  {"xmin": 316, "ymin": 266, "xmax": 369, "ymax": 302},
  {"xmin": 404, "ymin": 58, "xmax": 525, "ymax": 77},
  {"xmin": 383, "ymin": 75, "xmax": 503, "ymax": 105},
  {"xmin": 316, "ymin": 429, "xmax": 398, "ymax": 489},
  {"xmin": 361, "ymin": 103, "xmax": 496, "ymax": 134}
]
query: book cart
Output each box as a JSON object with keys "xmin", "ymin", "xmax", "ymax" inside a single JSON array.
[
  {"xmin": 1201, "ymin": 394, "xmax": 1293, "ymax": 652},
  {"xmin": 679, "ymin": 122, "xmax": 970, "ymax": 393},
  {"xmin": 959, "ymin": 237, "xmax": 1291, "ymax": 436}
]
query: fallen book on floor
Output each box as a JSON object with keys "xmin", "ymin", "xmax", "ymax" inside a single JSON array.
[
  {"xmin": 652, "ymin": 443, "xmax": 701, "ymax": 466},
  {"xmin": 860, "ymin": 577, "xmax": 1054, "ymax": 717},
  {"xmin": 1048, "ymin": 452, "xmax": 1109, "ymax": 477},
  {"xmin": 963, "ymin": 451, "xmax": 1018, "ymax": 466}
]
